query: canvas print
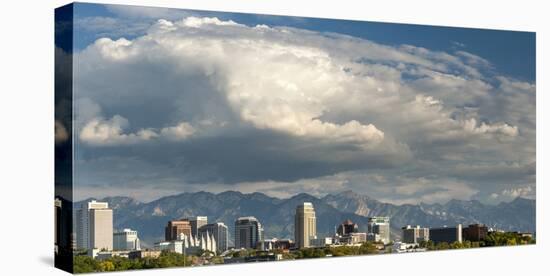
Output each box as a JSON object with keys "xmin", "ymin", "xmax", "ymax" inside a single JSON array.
[{"xmin": 55, "ymin": 2, "xmax": 536, "ymax": 274}]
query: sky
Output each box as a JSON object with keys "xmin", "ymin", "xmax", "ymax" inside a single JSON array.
[{"xmin": 58, "ymin": 3, "xmax": 536, "ymax": 205}]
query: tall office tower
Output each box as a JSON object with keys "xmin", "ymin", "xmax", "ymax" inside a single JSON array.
[
  {"xmin": 368, "ymin": 217, "xmax": 391, "ymax": 245},
  {"xmin": 337, "ymin": 219, "xmax": 359, "ymax": 236},
  {"xmin": 234, "ymin": 217, "xmax": 264, "ymax": 249},
  {"xmin": 89, "ymin": 208, "xmax": 114, "ymax": 251},
  {"xmin": 295, "ymin": 202, "xmax": 317, "ymax": 248},
  {"xmin": 113, "ymin": 228, "xmax": 141, "ymax": 251},
  {"xmin": 165, "ymin": 219, "xmax": 192, "ymax": 241},
  {"xmin": 198, "ymin": 222, "xmax": 229, "ymax": 252},
  {"xmin": 402, "ymin": 225, "xmax": 430, "ymax": 244},
  {"xmin": 76, "ymin": 200, "xmax": 113, "ymax": 250},
  {"xmin": 189, "ymin": 216, "xmax": 208, "ymax": 237}
]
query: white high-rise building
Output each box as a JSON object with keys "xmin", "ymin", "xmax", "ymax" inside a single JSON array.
[
  {"xmin": 76, "ymin": 200, "xmax": 113, "ymax": 250},
  {"xmin": 198, "ymin": 222, "xmax": 229, "ymax": 253},
  {"xmin": 113, "ymin": 228, "xmax": 141, "ymax": 251},
  {"xmin": 295, "ymin": 202, "xmax": 317, "ymax": 248},
  {"xmin": 368, "ymin": 217, "xmax": 391, "ymax": 245}
]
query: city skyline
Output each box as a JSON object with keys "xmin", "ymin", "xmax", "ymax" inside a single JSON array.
[
  {"xmin": 68, "ymin": 189, "xmax": 535, "ymax": 249},
  {"xmin": 69, "ymin": 198, "xmax": 533, "ymax": 252},
  {"xmin": 61, "ymin": 3, "xmax": 536, "ymax": 205},
  {"xmin": 61, "ymin": 192, "xmax": 534, "ymax": 272}
]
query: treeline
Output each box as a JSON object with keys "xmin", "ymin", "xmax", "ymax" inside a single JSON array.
[
  {"xmin": 74, "ymin": 252, "xmax": 188, "ymax": 273},
  {"xmin": 419, "ymin": 231, "xmax": 535, "ymax": 251},
  {"xmin": 228, "ymin": 242, "xmax": 380, "ymax": 260},
  {"xmin": 286, "ymin": 242, "xmax": 380, "ymax": 259}
]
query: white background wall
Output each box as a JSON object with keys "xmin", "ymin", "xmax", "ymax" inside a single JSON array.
[{"xmin": 0, "ymin": 0, "xmax": 548, "ymax": 275}]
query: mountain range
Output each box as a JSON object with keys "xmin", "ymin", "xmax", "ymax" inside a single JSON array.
[{"xmin": 76, "ymin": 190, "xmax": 535, "ymax": 247}]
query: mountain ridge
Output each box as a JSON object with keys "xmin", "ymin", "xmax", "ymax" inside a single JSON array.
[{"xmin": 75, "ymin": 190, "xmax": 535, "ymax": 247}]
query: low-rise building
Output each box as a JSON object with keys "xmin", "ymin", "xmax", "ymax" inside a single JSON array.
[
  {"xmin": 128, "ymin": 249, "xmax": 162, "ymax": 259},
  {"xmin": 245, "ymin": 253, "xmax": 282, "ymax": 262},
  {"xmin": 155, "ymin": 240, "xmax": 185, "ymax": 254},
  {"xmin": 462, "ymin": 224, "xmax": 488, "ymax": 242},
  {"xmin": 87, "ymin": 249, "xmax": 130, "ymax": 260},
  {"xmin": 335, "ymin": 232, "xmax": 367, "ymax": 245},
  {"xmin": 113, "ymin": 228, "xmax": 141, "ymax": 251},
  {"xmin": 402, "ymin": 225, "xmax": 430, "ymax": 244},
  {"xmin": 310, "ymin": 237, "xmax": 333, "ymax": 247},
  {"xmin": 430, "ymin": 224, "xmax": 462, "ymax": 244},
  {"xmin": 392, "ymin": 242, "xmax": 427, "ymax": 253}
]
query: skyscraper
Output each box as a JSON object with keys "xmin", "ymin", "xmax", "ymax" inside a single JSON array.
[
  {"xmin": 189, "ymin": 216, "xmax": 208, "ymax": 237},
  {"xmin": 295, "ymin": 202, "xmax": 317, "ymax": 248},
  {"xmin": 89, "ymin": 208, "xmax": 114, "ymax": 251},
  {"xmin": 368, "ymin": 217, "xmax": 391, "ymax": 245},
  {"xmin": 113, "ymin": 228, "xmax": 141, "ymax": 251},
  {"xmin": 234, "ymin": 217, "xmax": 263, "ymax": 249},
  {"xmin": 76, "ymin": 200, "xmax": 113, "ymax": 250},
  {"xmin": 337, "ymin": 219, "xmax": 359, "ymax": 236},
  {"xmin": 198, "ymin": 222, "xmax": 229, "ymax": 253},
  {"xmin": 165, "ymin": 219, "xmax": 192, "ymax": 241}
]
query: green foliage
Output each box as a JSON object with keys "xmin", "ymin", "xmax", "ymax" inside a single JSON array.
[
  {"xmin": 418, "ymin": 231, "xmax": 533, "ymax": 252},
  {"xmin": 73, "ymin": 255, "xmax": 98, "ymax": 273},
  {"xmin": 210, "ymin": 256, "xmax": 224, "ymax": 264},
  {"xmin": 73, "ymin": 251, "xmax": 190, "ymax": 273},
  {"xmin": 231, "ymin": 249, "xmax": 254, "ymax": 258},
  {"xmin": 484, "ymin": 232, "xmax": 534, "ymax": 246},
  {"xmin": 290, "ymin": 242, "xmax": 379, "ymax": 259}
]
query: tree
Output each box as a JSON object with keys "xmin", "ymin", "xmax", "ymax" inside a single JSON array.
[
  {"xmin": 436, "ymin": 242, "xmax": 450, "ymax": 250},
  {"xmin": 73, "ymin": 255, "xmax": 97, "ymax": 273},
  {"xmin": 98, "ymin": 261, "xmax": 115, "ymax": 272}
]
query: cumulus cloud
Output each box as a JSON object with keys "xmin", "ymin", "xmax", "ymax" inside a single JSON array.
[
  {"xmin": 180, "ymin": 16, "xmax": 241, "ymax": 28},
  {"xmin": 79, "ymin": 114, "xmax": 195, "ymax": 146},
  {"xmin": 71, "ymin": 16, "xmax": 535, "ymax": 204},
  {"xmin": 80, "ymin": 115, "xmax": 158, "ymax": 146},
  {"xmin": 160, "ymin": 122, "xmax": 196, "ymax": 141},
  {"xmin": 461, "ymin": 118, "xmax": 518, "ymax": 138}
]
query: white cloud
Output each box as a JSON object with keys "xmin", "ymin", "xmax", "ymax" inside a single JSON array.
[
  {"xmin": 160, "ymin": 122, "xmax": 196, "ymax": 141},
  {"xmin": 79, "ymin": 115, "xmax": 196, "ymax": 146},
  {"xmin": 80, "ymin": 115, "xmax": 158, "ymax": 146},
  {"xmin": 461, "ymin": 118, "xmax": 518, "ymax": 137},
  {"xmin": 490, "ymin": 185, "xmax": 535, "ymax": 202},
  {"xmin": 180, "ymin": 16, "xmax": 241, "ymax": 28},
  {"xmin": 455, "ymin": 50, "xmax": 492, "ymax": 68}
]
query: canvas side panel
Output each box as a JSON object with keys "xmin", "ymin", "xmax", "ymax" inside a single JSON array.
[{"xmin": 55, "ymin": 3, "xmax": 74, "ymax": 274}]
